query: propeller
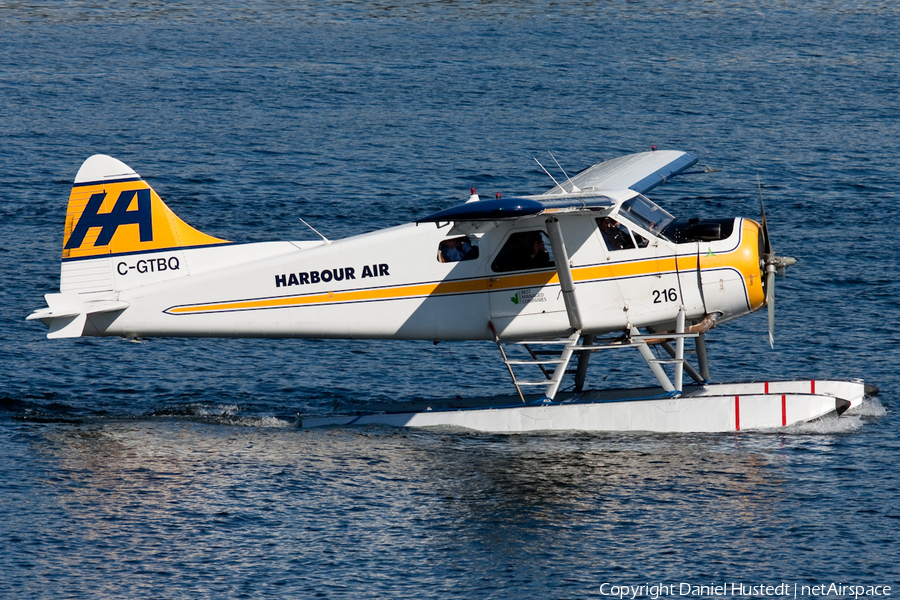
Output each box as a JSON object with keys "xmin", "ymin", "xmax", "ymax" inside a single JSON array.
[{"xmin": 758, "ymin": 178, "xmax": 797, "ymax": 349}]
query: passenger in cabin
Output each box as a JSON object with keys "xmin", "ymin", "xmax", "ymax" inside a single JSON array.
[
  {"xmin": 491, "ymin": 231, "xmax": 554, "ymax": 272},
  {"xmin": 438, "ymin": 236, "xmax": 479, "ymax": 262},
  {"xmin": 597, "ymin": 217, "xmax": 636, "ymax": 251}
]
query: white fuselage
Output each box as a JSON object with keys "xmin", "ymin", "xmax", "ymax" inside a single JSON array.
[{"xmin": 75, "ymin": 213, "xmax": 759, "ymax": 341}]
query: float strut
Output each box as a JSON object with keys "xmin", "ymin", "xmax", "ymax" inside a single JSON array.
[
  {"xmin": 632, "ymin": 326, "xmax": 676, "ymax": 393},
  {"xmin": 660, "ymin": 341, "xmax": 705, "ymax": 385},
  {"xmin": 573, "ymin": 334, "xmax": 595, "ymax": 392},
  {"xmin": 674, "ymin": 307, "xmax": 685, "ymax": 392},
  {"xmin": 696, "ymin": 333, "xmax": 711, "ymax": 382}
]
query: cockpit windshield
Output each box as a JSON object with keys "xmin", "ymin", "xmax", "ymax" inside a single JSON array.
[{"xmin": 618, "ymin": 195, "xmax": 675, "ymax": 237}]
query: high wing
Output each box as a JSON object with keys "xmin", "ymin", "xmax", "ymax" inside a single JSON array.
[
  {"xmin": 542, "ymin": 149, "xmax": 698, "ymax": 196},
  {"xmin": 417, "ymin": 150, "xmax": 697, "ymax": 224}
]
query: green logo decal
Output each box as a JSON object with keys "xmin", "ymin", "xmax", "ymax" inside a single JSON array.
[{"xmin": 511, "ymin": 292, "xmax": 520, "ymax": 305}]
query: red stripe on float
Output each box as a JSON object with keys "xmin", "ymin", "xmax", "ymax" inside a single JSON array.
[
  {"xmin": 765, "ymin": 381, "xmax": 769, "ymax": 394},
  {"xmin": 735, "ymin": 395, "xmax": 740, "ymax": 431},
  {"xmin": 811, "ymin": 380, "xmax": 815, "ymax": 394},
  {"xmin": 782, "ymin": 394, "xmax": 787, "ymax": 426}
]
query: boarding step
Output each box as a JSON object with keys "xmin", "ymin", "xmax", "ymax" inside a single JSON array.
[
  {"xmin": 505, "ymin": 358, "xmax": 566, "ymax": 365},
  {"xmin": 489, "ymin": 327, "xmax": 582, "ymax": 403}
]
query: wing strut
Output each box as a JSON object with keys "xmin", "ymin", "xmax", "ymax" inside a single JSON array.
[{"xmin": 544, "ymin": 217, "xmax": 582, "ymax": 332}]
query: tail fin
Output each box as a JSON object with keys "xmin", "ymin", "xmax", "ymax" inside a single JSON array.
[
  {"xmin": 30, "ymin": 156, "xmax": 231, "ymax": 338},
  {"xmin": 63, "ymin": 155, "xmax": 229, "ymax": 260},
  {"xmin": 60, "ymin": 155, "xmax": 231, "ymax": 295}
]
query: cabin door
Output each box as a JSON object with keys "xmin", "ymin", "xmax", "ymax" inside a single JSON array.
[{"xmin": 487, "ymin": 229, "xmax": 568, "ymax": 330}]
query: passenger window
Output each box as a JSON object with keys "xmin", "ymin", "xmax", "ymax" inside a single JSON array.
[
  {"xmin": 491, "ymin": 231, "xmax": 555, "ymax": 272},
  {"xmin": 597, "ymin": 217, "xmax": 636, "ymax": 251},
  {"xmin": 438, "ymin": 236, "xmax": 479, "ymax": 263},
  {"xmin": 633, "ymin": 231, "xmax": 649, "ymax": 248}
]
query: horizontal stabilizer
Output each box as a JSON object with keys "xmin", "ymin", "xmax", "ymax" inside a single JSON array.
[
  {"xmin": 27, "ymin": 293, "xmax": 129, "ymax": 338},
  {"xmin": 543, "ymin": 150, "xmax": 698, "ymax": 195}
]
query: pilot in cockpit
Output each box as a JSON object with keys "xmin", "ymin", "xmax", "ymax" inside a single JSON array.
[
  {"xmin": 491, "ymin": 231, "xmax": 552, "ymax": 272},
  {"xmin": 598, "ymin": 217, "xmax": 635, "ymax": 251},
  {"xmin": 439, "ymin": 236, "xmax": 478, "ymax": 262}
]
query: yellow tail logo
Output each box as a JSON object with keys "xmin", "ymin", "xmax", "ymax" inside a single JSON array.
[{"xmin": 63, "ymin": 155, "xmax": 229, "ymax": 260}]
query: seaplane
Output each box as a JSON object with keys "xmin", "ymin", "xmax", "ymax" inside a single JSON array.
[{"xmin": 28, "ymin": 149, "xmax": 869, "ymax": 433}]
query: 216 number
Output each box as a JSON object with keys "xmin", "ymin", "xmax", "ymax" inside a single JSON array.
[{"xmin": 653, "ymin": 288, "xmax": 678, "ymax": 303}]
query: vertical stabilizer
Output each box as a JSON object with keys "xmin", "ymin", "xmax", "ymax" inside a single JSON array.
[
  {"xmin": 60, "ymin": 155, "xmax": 231, "ymax": 295},
  {"xmin": 63, "ymin": 155, "xmax": 229, "ymax": 260},
  {"xmin": 29, "ymin": 155, "xmax": 233, "ymax": 337}
]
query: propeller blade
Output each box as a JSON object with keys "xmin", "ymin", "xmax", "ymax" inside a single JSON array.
[
  {"xmin": 766, "ymin": 268, "xmax": 776, "ymax": 349},
  {"xmin": 758, "ymin": 175, "xmax": 791, "ymax": 349},
  {"xmin": 757, "ymin": 175, "xmax": 773, "ymax": 256}
]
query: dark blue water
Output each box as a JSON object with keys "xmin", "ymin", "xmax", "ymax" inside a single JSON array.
[{"xmin": 2, "ymin": 2, "xmax": 898, "ymax": 598}]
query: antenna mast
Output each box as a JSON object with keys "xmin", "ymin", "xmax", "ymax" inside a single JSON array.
[
  {"xmin": 534, "ymin": 157, "xmax": 565, "ymax": 193},
  {"xmin": 299, "ymin": 217, "xmax": 331, "ymax": 245},
  {"xmin": 548, "ymin": 151, "xmax": 581, "ymax": 193}
]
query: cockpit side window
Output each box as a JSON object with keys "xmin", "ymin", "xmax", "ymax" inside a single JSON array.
[
  {"xmin": 438, "ymin": 236, "xmax": 479, "ymax": 263},
  {"xmin": 618, "ymin": 195, "xmax": 675, "ymax": 237},
  {"xmin": 491, "ymin": 230, "xmax": 555, "ymax": 272},
  {"xmin": 596, "ymin": 217, "xmax": 636, "ymax": 251}
]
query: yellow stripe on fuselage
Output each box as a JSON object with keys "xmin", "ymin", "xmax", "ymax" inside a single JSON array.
[
  {"xmin": 164, "ymin": 258, "xmax": 689, "ymax": 315},
  {"xmin": 166, "ymin": 219, "xmax": 765, "ymax": 315},
  {"xmin": 166, "ymin": 273, "xmax": 545, "ymax": 315}
]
